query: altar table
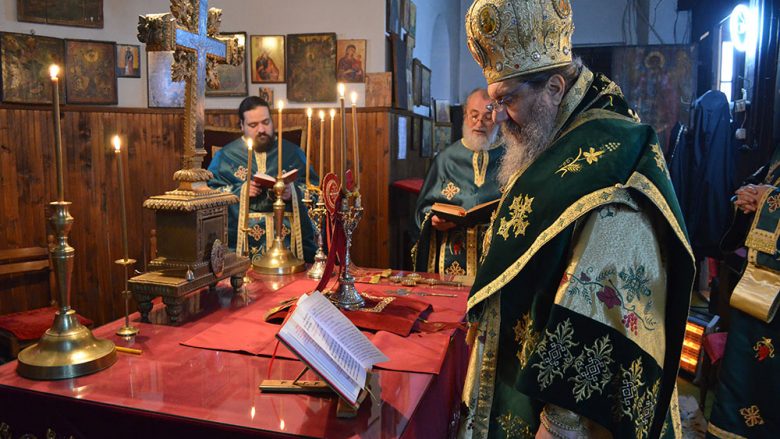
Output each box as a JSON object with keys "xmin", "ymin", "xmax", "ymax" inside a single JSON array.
[{"xmin": 0, "ymin": 271, "xmax": 469, "ymax": 438}]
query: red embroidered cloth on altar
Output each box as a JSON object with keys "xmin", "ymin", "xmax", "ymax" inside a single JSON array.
[
  {"xmin": 181, "ymin": 279, "xmax": 466, "ymax": 375},
  {"xmin": 0, "ymin": 272, "xmax": 469, "ymax": 438}
]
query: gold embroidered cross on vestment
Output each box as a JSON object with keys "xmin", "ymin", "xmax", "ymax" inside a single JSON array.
[
  {"xmin": 441, "ymin": 181, "xmax": 461, "ymax": 200},
  {"xmin": 497, "ymin": 194, "xmax": 534, "ymax": 239}
]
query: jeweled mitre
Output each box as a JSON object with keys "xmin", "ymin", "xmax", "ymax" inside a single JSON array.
[{"xmin": 466, "ymin": 0, "xmax": 575, "ymax": 84}]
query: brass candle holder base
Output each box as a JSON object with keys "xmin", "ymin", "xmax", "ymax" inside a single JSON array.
[
  {"xmin": 252, "ymin": 179, "xmax": 305, "ymax": 275},
  {"xmin": 307, "ymin": 248, "xmax": 328, "ymax": 280},
  {"xmin": 333, "ymin": 194, "xmax": 365, "ymax": 310},
  {"xmin": 303, "ymin": 190, "xmax": 328, "ymax": 280},
  {"xmin": 252, "ymin": 237, "xmax": 306, "ymax": 275},
  {"xmin": 17, "ymin": 309, "xmax": 117, "ymax": 380},
  {"xmin": 17, "ymin": 200, "xmax": 116, "ymax": 380}
]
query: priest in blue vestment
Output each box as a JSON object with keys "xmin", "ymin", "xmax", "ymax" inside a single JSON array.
[{"xmin": 208, "ymin": 96, "xmax": 318, "ymax": 263}]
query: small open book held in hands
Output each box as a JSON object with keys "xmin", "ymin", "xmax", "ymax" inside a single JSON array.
[
  {"xmin": 253, "ymin": 169, "xmax": 299, "ymax": 188},
  {"xmin": 276, "ymin": 291, "xmax": 388, "ymax": 408},
  {"xmin": 430, "ymin": 199, "xmax": 499, "ymax": 228}
]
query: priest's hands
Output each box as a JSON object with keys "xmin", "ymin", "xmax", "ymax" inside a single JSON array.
[
  {"xmin": 249, "ymin": 179, "xmax": 262, "ymax": 197},
  {"xmin": 281, "ymin": 183, "xmax": 292, "ymax": 201},
  {"xmin": 735, "ymin": 184, "xmax": 774, "ymax": 213},
  {"xmin": 431, "ymin": 215, "xmax": 456, "ymax": 231}
]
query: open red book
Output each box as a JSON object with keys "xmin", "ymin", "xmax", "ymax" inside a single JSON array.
[
  {"xmin": 430, "ymin": 198, "xmax": 499, "ymax": 228},
  {"xmin": 253, "ymin": 169, "xmax": 299, "ymax": 188}
]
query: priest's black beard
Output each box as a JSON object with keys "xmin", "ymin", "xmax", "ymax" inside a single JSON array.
[
  {"xmin": 497, "ymin": 95, "xmax": 558, "ymax": 187},
  {"xmin": 255, "ymin": 132, "xmax": 273, "ymax": 151}
]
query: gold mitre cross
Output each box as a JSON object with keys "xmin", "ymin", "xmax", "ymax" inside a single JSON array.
[{"xmin": 138, "ymin": 0, "xmax": 243, "ymax": 188}]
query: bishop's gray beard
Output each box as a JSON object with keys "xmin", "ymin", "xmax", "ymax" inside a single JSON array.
[{"xmin": 497, "ymin": 97, "xmax": 558, "ymax": 187}]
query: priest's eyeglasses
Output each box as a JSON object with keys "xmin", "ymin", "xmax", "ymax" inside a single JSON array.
[{"xmin": 469, "ymin": 112, "xmax": 493, "ymax": 125}]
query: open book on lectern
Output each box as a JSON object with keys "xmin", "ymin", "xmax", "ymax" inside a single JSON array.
[{"xmin": 276, "ymin": 291, "xmax": 389, "ymax": 407}]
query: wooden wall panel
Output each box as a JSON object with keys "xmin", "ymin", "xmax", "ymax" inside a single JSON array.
[{"xmin": 1, "ymin": 105, "xmax": 419, "ymax": 325}]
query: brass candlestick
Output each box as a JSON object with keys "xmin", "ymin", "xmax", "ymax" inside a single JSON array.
[
  {"xmin": 303, "ymin": 188, "xmax": 327, "ymax": 279},
  {"xmin": 113, "ymin": 136, "xmax": 139, "ymax": 337},
  {"xmin": 251, "ymin": 179, "xmax": 305, "ymax": 275},
  {"xmin": 333, "ymin": 194, "xmax": 364, "ymax": 310},
  {"xmin": 17, "ymin": 65, "xmax": 116, "ymax": 380}
]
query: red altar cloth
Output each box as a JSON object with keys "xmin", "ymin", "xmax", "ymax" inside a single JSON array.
[
  {"xmin": 181, "ymin": 279, "xmax": 467, "ymax": 375},
  {"xmin": 0, "ymin": 272, "xmax": 469, "ymax": 438}
]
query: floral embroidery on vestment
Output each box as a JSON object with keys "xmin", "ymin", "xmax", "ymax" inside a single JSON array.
[
  {"xmin": 234, "ymin": 166, "xmax": 248, "ymax": 181},
  {"xmin": 570, "ymin": 335, "xmax": 614, "ymax": 402},
  {"xmin": 556, "ymin": 142, "xmax": 620, "ymax": 177},
  {"xmin": 444, "ymin": 261, "xmax": 467, "ymax": 276},
  {"xmin": 753, "ymin": 337, "xmax": 775, "ymax": 362},
  {"xmin": 513, "ymin": 313, "xmax": 540, "ymax": 368},
  {"xmin": 739, "ymin": 405, "xmax": 764, "ymax": 427},
  {"xmin": 533, "ymin": 319, "xmax": 578, "ymax": 389},
  {"xmin": 247, "ymin": 224, "xmax": 265, "ymax": 241},
  {"xmin": 496, "ymin": 411, "xmax": 534, "ymax": 438},
  {"xmin": 767, "ymin": 193, "xmax": 780, "ymax": 213},
  {"xmin": 441, "ymin": 181, "xmax": 461, "ymax": 200}
]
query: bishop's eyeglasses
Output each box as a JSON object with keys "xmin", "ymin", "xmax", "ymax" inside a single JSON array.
[{"xmin": 486, "ymin": 80, "xmax": 536, "ymax": 113}]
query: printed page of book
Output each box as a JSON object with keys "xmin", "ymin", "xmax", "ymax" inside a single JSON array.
[
  {"xmin": 292, "ymin": 292, "xmax": 388, "ymax": 385},
  {"xmin": 278, "ymin": 314, "xmax": 361, "ymax": 404}
]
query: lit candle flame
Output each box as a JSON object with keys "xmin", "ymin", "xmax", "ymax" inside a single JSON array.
[
  {"xmin": 319, "ymin": 110, "xmax": 325, "ymax": 120},
  {"xmin": 329, "ymin": 109, "xmax": 336, "ymax": 118},
  {"xmin": 277, "ymin": 100, "xmax": 284, "ymax": 110},
  {"xmin": 246, "ymin": 137, "xmax": 253, "ymax": 150},
  {"xmin": 112, "ymin": 135, "xmax": 121, "ymax": 152},
  {"xmin": 49, "ymin": 64, "xmax": 60, "ymax": 80},
  {"xmin": 350, "ymin": 91, "xmax": 358, "ymax": 105},
  {"xmin": 306, "ymin": 108, "xmax": 313, "ymax": 118},
  {"xmin": 338, "ymin": 83, "xmax": 345, "ymax": 97}
]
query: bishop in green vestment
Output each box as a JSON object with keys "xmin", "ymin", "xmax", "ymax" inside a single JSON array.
[
  {"xmin": 207, "ymin": 97, "xmax": 318, "ymax": 263},
  {"xmin": 459, "ymin": 1, "xmax": 695, "ymax": 438},
  {"xmin": 707, "ymin": 145, "xmax": 780, "ymax": 439},
  {"xmin": 413, "ymin": 88, "xmax": 503, "ymax": 277}
]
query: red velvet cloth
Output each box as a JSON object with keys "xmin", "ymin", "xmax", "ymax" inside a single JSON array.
[
  {"xmin": 0, "ymin": 307, "xmax": 93, "ymax": 340},
  {"xmin": 181, "ymin": 279, "xmax": 467, "ymax": 375},
  {"xmin": 391, "ymin": 178, "xmax": 424, "ymax": 194},
  {"xmin": 265, "ymin": 290, "xmax": 433, "ymax": 337},
  {"xmin": 703, "ymin": 331, "xmax": 728, "ymax": 364}
]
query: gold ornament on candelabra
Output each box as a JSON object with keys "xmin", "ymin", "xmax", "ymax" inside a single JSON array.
[
  {"xmin": 16, "ymin": 65, "xmax": 117, "ymax": 380},
  {"xmin": 303, "ymin": 187, "xmax": 328, "ymax": 279}
]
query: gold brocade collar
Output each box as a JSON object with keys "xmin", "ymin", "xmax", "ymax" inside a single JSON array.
[
  {"xmin": 472, "ymin": 150, "xmax": 489, "ymax": 187},
  {"xmin": 550, "ymin": 67, "xmax": 594, "ymax": 140}
]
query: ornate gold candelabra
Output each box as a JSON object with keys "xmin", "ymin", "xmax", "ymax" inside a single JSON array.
[
  {"xmin": 303, "ymin": 188, "xmax": 328, "ymax": 279},
  {"xmin": 333, "ymin": 193, "xmax": 364, "ymax": 310},
  {"xmin": 252, "ymin": 179, "xmax": 306, "ymax": 274}
]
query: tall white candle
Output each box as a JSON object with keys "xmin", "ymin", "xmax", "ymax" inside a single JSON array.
[{"xmin": 50, "ymin": 65, "xmax": 64, "ymax": 202}]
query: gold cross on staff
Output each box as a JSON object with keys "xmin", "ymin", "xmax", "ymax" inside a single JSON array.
[{"xmin": 138, "ymin": 0, "xmax": 243, "ymax": 188}]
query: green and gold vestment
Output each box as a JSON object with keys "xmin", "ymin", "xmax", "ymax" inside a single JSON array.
[
  {"xmin": 413, "ymin": 140, "xmax": 504, "ymax": 276},
  {"xmin": 708, "ymin": 145, "xmax": 780, "ymax": 439},
  {"xmin": 459, "ymin": 68, "xmax": 695, "ymax": 439}
]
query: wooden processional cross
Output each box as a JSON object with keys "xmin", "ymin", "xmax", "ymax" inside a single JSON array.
[{"xmin": 138, "ymin": 0, "xmax": 242, "ymax": 184}]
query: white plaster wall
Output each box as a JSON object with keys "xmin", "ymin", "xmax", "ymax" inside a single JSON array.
[
  {"xmin": 457, "ymin": 0, "xmax": 692, "ymax": 103},
  {"xmin": 0, "ymin": 0, "xmax": 386, "ymax": 109}
]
